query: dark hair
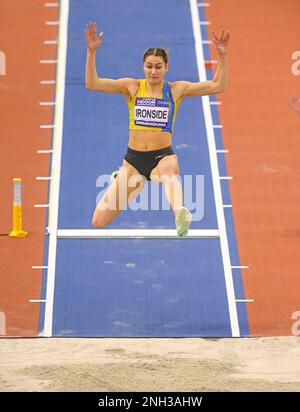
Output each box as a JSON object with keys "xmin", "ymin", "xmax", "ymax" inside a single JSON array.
[{"xmin": 143, "ymin": 48, "xmax": 168, "ymax": 65}]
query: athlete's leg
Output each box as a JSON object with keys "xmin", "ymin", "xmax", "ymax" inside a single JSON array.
[
  {"xmin": 150, "ymin": 155, "xmax": 192, "ymax": 237},
  {"xmin": 92, "ymin": 159, "xmax": 146, "ymax": 228},
  {"xmin": 150, "ymin": 155, "xmax": 183, "ymax": 217}
]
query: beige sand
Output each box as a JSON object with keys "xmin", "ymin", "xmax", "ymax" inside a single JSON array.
[{"xmin": 0, "ymin": 337, "xmax": 300, "ymax": 392}]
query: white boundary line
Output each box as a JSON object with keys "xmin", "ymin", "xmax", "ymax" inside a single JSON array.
[
  {"xmin": 39, "ymin": 60, "xmax": 58, "ymax": 64},
  {"xmin": 40, "ymin": 80, "xmax": 56, "ymax": 84},
  {"xmin": 44, "ymin": 0, "xmax": 69, "ymax": 337},
  {"xmin": 57, "ymin": 229, "xmax": 220, "ymax": 239},
  {"xmin": 36, "ymin": 177, "xmax": 52, "ymax": 180},
  {"xmin": 189, "ymin": 0, "xmax": 240, "ymax": 337},
  {"xmin": 37, "ymin": 149, "xmax": 53, "ymax": 153},
  {"xmin": 39, "ymin": 102, "xmax": 56, "ymax": 106}
]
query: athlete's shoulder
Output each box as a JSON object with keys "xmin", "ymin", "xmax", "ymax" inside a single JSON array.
[
  {"xmin": 120, "ymin": 77, "xmax": 140, "ymax": 89},
  {"xmin": 123, "ymin": 78, "xmax": 140, "ymax": 102},
  {"xmin": 124, "ymin": 77, "xmax": 140, "ymax": 85},
  {"xmin": 127, "ymin": 78, "xmax": 141, "ymax": 99},
  {"xmin": 169, "ymin": 81, "xmax": 187, "ymax": 103},
  {"xmin": 169, "ymin": 81, "xmax": 187, "ymax": 91}
]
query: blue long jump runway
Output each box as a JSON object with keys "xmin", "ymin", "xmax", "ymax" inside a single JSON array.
[{"xmin": 39, "ymin": 0, "xmax": 250, "ymax": 337}]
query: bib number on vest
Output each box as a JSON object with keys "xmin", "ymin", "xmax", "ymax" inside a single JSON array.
[{"xmin": 134, "ymin": 97, "xmax": 169, "ymax": 128}]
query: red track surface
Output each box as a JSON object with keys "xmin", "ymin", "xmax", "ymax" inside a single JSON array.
[
  {"xmin": 206, "ymin": 0, "xmax": 300, "ymax": 335},
  {"xmin": 0, "ymin": 1, "xmax": 58, "ymax": 336}
]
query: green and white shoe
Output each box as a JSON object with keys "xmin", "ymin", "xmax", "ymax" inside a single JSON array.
[{"xmin": 175, "ymin": 207, "xmax": 192, "ymax": 237}]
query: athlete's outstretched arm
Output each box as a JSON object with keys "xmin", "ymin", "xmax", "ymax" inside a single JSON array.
[
  {"xmin": 211, "ymin": 30, "xmax": 230, "ymax": 85},
  {"xmin": 85, "ymin": 21, "xmax": 103, "ymax": 88},
  {"xmin": 174, "ymin": 30, "xmax": 230, "ymax": 98},
  {"xmin": 84, "ymin": 21, "xmax": 136, "ymax": 95}
]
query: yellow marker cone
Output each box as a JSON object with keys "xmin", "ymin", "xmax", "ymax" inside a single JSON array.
[{"xmin": 9, "ymin": 178, "xmax": 28, "ymax": 237}]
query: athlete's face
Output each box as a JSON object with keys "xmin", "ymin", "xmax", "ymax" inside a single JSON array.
[{"xmin": 144, "ymin": 56, "xmax": 168, "ymax": 84}]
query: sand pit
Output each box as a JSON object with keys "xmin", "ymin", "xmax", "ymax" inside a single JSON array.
[{"xmin": 0, "ymin": 337, "xmax": 300, "ymax": 392}]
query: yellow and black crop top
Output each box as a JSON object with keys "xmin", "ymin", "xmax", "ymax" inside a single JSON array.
[{"xmin": 128, "ymin": 79, "xmax": 180, "ymax": 133}]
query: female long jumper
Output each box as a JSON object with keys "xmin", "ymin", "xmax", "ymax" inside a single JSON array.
[{"xmin": 85, "ymin": 23, "xmax": 230, "ymax": 237}]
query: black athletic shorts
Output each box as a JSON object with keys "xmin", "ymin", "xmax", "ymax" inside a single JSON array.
[{"xmin": 124, "ymin": 145, "xmax": 175, "ymax": 181}]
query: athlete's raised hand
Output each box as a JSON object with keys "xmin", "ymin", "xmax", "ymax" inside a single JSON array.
[
  {"xmin": 212, "ymin": 30, "xmax": 230, "ymax": 55},
  {"xmin": 84, "ymin": 21, "xmax": 104, "ymax": 52}
]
